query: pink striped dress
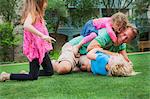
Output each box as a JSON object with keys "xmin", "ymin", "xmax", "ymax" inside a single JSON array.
[{"xmin": 23, "ymin": 18, "xmax": 53, "ymax": 64}]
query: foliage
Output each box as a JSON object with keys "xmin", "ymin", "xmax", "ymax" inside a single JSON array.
[
  {"xmin": 45, "ymin": 0, "xmax": 68, "ymax": 33},
  {"xmin": 64, "ymin": 0, "xmax": 100, "ymax": 27},
  {"xmin": 101, "ymin": 0, "xmax": 133, "ymax": 16},
  {"xmin": 126, "ymin": 43, "xmax": 138, "ymax": 53},
  {"xmin": 133, "ymin": 0, "xmax": 150, "ymax": 17},
  {"xmin": 0, "ymin": 53, "xmax": 150, "ymax": 99},
  {"xmin": 132, "ymin": 0, "xmax": 150, "ymax": 40},
  {"xmin": 0, "ymin": 0, "xmax": 18, "ymax": 23},
  {"xmin": 0, "ymin": 23, "xmax": 19, "ymax": 62}
]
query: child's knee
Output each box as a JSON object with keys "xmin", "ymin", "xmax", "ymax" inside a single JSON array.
[{"xmin": 56, "ymin": 62, "xmax": 72, "ymax": 74}]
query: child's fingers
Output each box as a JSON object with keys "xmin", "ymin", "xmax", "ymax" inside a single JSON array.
[{"xmin": 50, "ymin": 37, "xmax": 56, "ymax": 42}]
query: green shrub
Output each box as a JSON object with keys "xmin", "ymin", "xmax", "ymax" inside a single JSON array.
[{"xmin": 0, "ymin": 23, "xmax": 17, "ymax": 62}]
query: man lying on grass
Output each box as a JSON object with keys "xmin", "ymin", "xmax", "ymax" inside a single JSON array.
[{"xmin": 79, "ymin": 48, "xmax": 139, "ymax": 76}]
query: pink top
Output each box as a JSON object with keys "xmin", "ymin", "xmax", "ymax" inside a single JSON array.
[
  {"xmin": 23, "ymin": 18, "xmax": 53, "ymax": 64},
  {"xmin": 93, "ymin": 17, "xmax": 117, "ymax": 43}
]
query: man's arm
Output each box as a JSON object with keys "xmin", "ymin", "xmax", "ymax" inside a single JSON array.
[{"xmin": 119, "ymin": 50, "xmax": 130, "ymax": 62}]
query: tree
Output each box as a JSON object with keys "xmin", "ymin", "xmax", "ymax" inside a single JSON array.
[
  {"xmin": 133, "ymin": 0, "xmax": 150, "ymax": 41},
  {"xmin": 133, "ymin": 0, "xmax": 150, "ymax": 26},
  {"xmin": 0, "ymin": 0, "xmax": 18, "ymax": 23},
  {"xmin": 133, "ymin": 0, "xmax": 150, "ymax": 17},
  {"xmin": 45, "ymin": 0, "xmax": 68, "ymax": 33},
  {"xmin": 101, "ymin": 0, "xmax": 133, "ymax": 16},
  {"xmin": 0, "ymin": 23, "xmax": 19, "ymax": 62},
  {"xmin": 64, "ymin": 0, "xmax": 100, "ymax": 27}
]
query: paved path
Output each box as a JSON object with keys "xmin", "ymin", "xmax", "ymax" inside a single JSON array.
[
  {"xmin": 0, "ymin": 62, "xmax": 28, "ymax": 66},
  {"xmin": 127, "ymin": 51, "xmax": 150, "ymax": 55}
]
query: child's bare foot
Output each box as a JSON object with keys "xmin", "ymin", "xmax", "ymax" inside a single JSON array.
[{"xmin": 20, "ymin": 70, "xmax": 28, "ymax": 74}]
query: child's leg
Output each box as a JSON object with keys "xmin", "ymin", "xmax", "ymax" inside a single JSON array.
[
  {"xmin": 80, "ymin": 20, "xmax": 97, "ymax": 36},
  {"xmin": 39, "ymin": 53, "xmax": 54, "ymax": 76},
  {"xmin": 80, "ymin": 32, "xmax": 97, "ymax": 45},
  {"xmin": 10, "ymin": 58, "xmax": 40, "ymax": 80},
  {"xmin": 56, "ymin": 61, "xmax": 72, "ymax": 74}
]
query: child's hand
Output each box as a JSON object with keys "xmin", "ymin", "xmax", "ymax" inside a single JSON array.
[
  {"xmin": 73, "ymin": 45, "xmax": 80, "ymax": 58},
  {"xmin": 112, "ymin": 53, "xmax": 119, "ymax": 56},
  {"xmin": 128, "ymin": 61, "xmax": 133, "ymax": 66},
  {"xmin": 76, "ymin": 43, "xmax": 82, "ymax": 49},
  {"xmin": 42, "ymin": 35, "xmax": 56, "ymax": 43}
]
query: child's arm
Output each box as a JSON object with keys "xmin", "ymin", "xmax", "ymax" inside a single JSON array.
[
  {"xmin": 97, "ymin": 48, "xmax": 117, "ymax": 56},
  {"xmin": 24, "ymin": 13, "xmax": 56, "ymax": 43},
  {"xmin": 87, "ymin": 40, "xmax": 101, "ymax": 52},
  {"xmin": 106, "ymin": 24, "xmax": 117, "ymax": 43},
  {"xmin": 87, "ymin": 48, "xmax": 117, "ymax": 60},
  {"xmin": 87, "ymin": 48, "xmax": 99, "ymax": 60}
]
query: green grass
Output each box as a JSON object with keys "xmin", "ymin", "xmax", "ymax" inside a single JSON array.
[{"xmin": 0, "ymin": 53, "xmax": 150, "ymax": 99}]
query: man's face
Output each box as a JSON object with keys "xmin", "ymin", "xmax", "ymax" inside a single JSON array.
[{"xmin": 117, "ymin": 28, "xmax": 135, "ymax": 44}]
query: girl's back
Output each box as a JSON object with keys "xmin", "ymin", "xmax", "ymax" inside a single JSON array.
[{"xmin": 93, "ymin": 17, "xmax": 112, "ymax": 29}]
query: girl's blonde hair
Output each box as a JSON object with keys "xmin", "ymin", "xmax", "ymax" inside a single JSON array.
[
  {"xmin": 111, "ymin": 12, "xmax": 128, "ymax": 32},
  {"xmin": 21, "ymin": 0, "xmax": 48, "ymax": 24},
  {"xmin": 108, "ymin": 54, "xmax": 135, "ymax": 77}
]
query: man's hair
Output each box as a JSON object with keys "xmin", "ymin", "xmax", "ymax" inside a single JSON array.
[
  {"xmin": 127, "ymin": 23, "xmax": 139, "ymax": 39},
  {"xmin": 108, "ymin": 54, "xmax": 134, "ymax": 77}
]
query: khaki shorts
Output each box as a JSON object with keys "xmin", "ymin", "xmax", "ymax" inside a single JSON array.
[{"xmin": 58, "ymin": 43, "xmax": 79, "ymax": 69}]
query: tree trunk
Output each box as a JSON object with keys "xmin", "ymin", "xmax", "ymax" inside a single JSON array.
[{"xmin": 54, "ymin": 17, "xmax": 60, "ymax": 33}]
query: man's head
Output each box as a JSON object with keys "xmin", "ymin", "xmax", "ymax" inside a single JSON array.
[{"xmin": 117, "ymin": 24, "xmax": 138, "ymax": 44}]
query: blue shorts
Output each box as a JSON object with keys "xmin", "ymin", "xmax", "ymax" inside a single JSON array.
[{"xmin": 80, "ymin": 20, "xmax": 98, "ymax": 36}]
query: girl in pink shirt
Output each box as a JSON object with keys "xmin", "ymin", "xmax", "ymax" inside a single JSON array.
[
  {"xmin": 77, "ymin": 12, "xmax": 128, "ymax": 48},
  {"xmin": 0, "ymin": 0, "xmax": 56, "ymax": 81}
]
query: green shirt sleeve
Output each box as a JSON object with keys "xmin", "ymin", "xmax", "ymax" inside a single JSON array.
[
  {"xmin": 68, "ymin": 36, "xmax": 83, "ymax": 46},
  {"xmin": 109, "ymin": 43, "xmax": 126, "ymax": 52},
  {"xmin": 118, "ymin": 43, "xmax": 126, "ymax": 51},
  {"xmin": 95, "ymin": 28, "xmax": 112, "ymax": 48}
]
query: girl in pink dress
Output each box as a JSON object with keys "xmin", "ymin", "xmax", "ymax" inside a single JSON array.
[{"xmin": 0, "ymin": 0, "xmax": 56, "ymax": 81}]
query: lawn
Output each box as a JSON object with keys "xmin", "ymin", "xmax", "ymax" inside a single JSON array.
[{"xmin": 0, "ymin": 53, "xmax": 150, "ymax": 99}]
